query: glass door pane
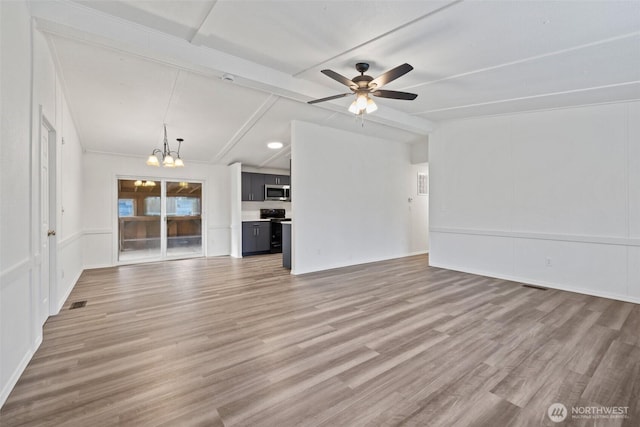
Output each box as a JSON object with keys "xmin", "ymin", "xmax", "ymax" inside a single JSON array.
[
  {"xmin": 165, "ymin": 181, "xmax": 202, "ymax": 257},
  {"xmin": 117, "ymin": 179, "xmax": 162, "ymax": 261}
]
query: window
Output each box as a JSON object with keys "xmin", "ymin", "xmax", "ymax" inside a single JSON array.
[
  {"xmin": 168, "ymin": 197, "xmax": 200, "ymax": 216},
  {"xmin": 417, "ymin": 172, "xmax": 428, "ymax": 196},
  {"xmin": 118, "ymin": 199, "xmax": 135, "ymax": 217},
  {"xmin": 144, "ymin": 197, "xmax": 161, "ymax": 216},
  {"xmin": 143, "ymin": 196, "xmax": 200, "ymax": 216}
]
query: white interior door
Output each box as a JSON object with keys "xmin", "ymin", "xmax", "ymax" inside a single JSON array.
[
  {"xmin": 40, "ymin": 117, "xmax": 56, "ymax": 324},
  {"xmin": 40, "ymin": 121, "xmax": 51, "ymax": 326}
]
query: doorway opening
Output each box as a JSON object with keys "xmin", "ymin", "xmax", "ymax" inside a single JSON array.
[{"xmin": 117, "ymin": 178, "xmax": 203, "ymax": 262}]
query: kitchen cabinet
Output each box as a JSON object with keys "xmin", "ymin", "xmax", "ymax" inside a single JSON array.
[
  {"xmin": 264, "ymin": 174, "xmax": 290, "ymax": 186},
  {"xmin": 242, "ymin": 221, "xmax": 271, "ymax": 254},
  {"xmin": 242, "ymin": 172, "xmax": 291, "ymax": 201},
  {"xmin": 241, "ymin": 172, "xmax": 265, "ymax": 201}
]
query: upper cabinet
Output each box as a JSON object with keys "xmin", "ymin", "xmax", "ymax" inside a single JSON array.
[
  {"xmin": 241, "ymin": 172, "xmax": 290, "ymax": 201},
  {"xmin": 241, "ymin": 172, "xmax": 265, "ymax": 201},
  {"xmin": 264, "ymin": 174, "xmax": 290, "ymax": 186}
]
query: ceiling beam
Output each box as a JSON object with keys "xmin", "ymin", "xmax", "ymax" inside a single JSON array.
[
  {"xmin": 259, "ymin": 145, "xmax": 291, "ymax": 169},
  {"xmin": 189, "ymin": 0, "xmax": 219, "ymax": 44},
  {"xmin": 28, "ymin": 0, "xmax": 435, "ymax": 135},
  {"xmin": 413, "ymin": 80, "xmax": 640, "ymax": 116},
  {"xmin": 212, "ymin": 94, "xmax": 280, "ymax": 163}
]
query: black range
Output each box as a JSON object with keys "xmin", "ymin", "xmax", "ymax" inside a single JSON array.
[{"xmin": 260, "ymin": 209, "xmax": 291, "ymax": 254}]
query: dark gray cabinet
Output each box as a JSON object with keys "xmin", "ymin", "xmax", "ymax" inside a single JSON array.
[
  {"xmin": 242, "ymin": 221, "xmax": 271, "ymax": 254},
  {"xmin": 241, "ymin": 172, "xmax": 265, "ymax": 201},
  {"xmin": 264, "ymin": 174, "xmax": 290, "ymax": 186},
  {"xmin": 242, "ymin": 172, "xmax": 290, "ymax": 201}
]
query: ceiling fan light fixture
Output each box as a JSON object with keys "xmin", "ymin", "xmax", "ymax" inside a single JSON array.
[
  {"xmin": 366, "ymin": 98, "xmax": 378, "ymax": 114},
  {"xmin": 310, "ymin": 62, "xmax": 417, "ymax": 117},
  {"xmin": 348, "ymin": 100, "xmax": 359, "ymax": 114},
  {"xmin": 356, "ymin": 93, "xmax": 368, "ymax": 111}
]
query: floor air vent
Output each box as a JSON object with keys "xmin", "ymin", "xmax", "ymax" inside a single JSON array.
[
  {"xmin": 70, "ymin": 301, "xmax": 87, "ymax": 309},
  {"xmin": 522, "ymin": 284, "xmax": 547, "ymax": 291}
]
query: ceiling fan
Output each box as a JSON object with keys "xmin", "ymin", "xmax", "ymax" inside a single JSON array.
[{"xmin": 308, "ymin": 62, "xmax": 418, "ymax": 115}]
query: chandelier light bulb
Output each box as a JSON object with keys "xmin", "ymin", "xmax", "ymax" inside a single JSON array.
[
  {"xmin": 174, "ymin": 157, "xmax": 184, "ymax": 167},
  {"xmin": 163, "ymin": 154, "xmax": 175, "ymax": 167},
  {"xmin": 146, "ymin": 154, "xmax": 160, "ymax": 166}
]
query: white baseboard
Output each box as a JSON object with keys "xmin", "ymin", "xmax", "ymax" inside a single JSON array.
[
  {"xmin": 429, "ymin": 260, "xmax": 640, "ymax": 305},
  {"xmin": 54, "ymin": 269, "xmax": 83, "ymax": 314},
  {"xmin": 0, "ymin": 345, "xmax": 37, "ymax": 409},
  {"xmin": 83, "ymin": 263, "xmax": 111, "ymax": 270},
  {"xmin": 407, "ymin": 250, "xmax": 429, "ymax": 256},
  {"xmin": 292, "ymin": 251, "xmax": 429, "ymax": 276}
]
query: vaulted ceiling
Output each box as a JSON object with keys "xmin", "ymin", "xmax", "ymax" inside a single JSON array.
[{"xmin": 30, "ymin": 0, "xmax": 640, "ymax": 169}]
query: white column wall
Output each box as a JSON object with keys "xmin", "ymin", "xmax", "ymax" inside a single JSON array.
[{"xmin": 291, "ymin": 121, "xmax": 418, "ymax": 275}]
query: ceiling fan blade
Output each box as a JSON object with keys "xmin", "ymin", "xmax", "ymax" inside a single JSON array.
[
  {"xmin": 369, "ymin": 63, "xmax": 413, "ymax": 89},
  {"xmin": 321, "ymin": 69, "xmax": 358, "ymax": 89},
  {"xmin": 372, "ymin": 90, "xmax": 418, "ymax": 100},
  {"xmin": 307, "ymin": 93, "xmax": 351, "ymax": 104}
]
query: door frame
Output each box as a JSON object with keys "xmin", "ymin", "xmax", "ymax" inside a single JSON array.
[
  {"xmin": 40, "ymin": 110, "xmax": 58, "ymax": 320},
  {"xmin": 113, "ymin": 175, "xmax": 206, "ymax": 265}
]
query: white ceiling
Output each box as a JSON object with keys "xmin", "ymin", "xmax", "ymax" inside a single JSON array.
[{"xmin": 31, "ymin": 0, "xmax": 640, "ymax": 168}]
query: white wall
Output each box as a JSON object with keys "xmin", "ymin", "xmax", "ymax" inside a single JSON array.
[
  {"xmin": 33, "ymin": 28, "xmax": 85, "ymax": 313},
  {"xmin": 1, "ymin": 2, "xmax": 86, "ymax": 407},
  {"xmin": 82, "ymin": 153, "xmax": 230, "ymax": 268},
  {"xmin": 291, "ymin": 121, "xmax": 419, "ymax": 275},
  {"xmin": 55, "ymin": 98, "xmax": 84, "ymax": 309},
  {"xmin": 429, "ymin": 101, "xmax": 640, "ymax": 303},
  {"xmin": 0, "ymin": 0, "xmax": 35, "ymax": 409}
]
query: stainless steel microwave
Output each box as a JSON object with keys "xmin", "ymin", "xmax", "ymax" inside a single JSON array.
[{"xmin": 265, "ymin": 184, "xmax": 290, "ymax": 201}]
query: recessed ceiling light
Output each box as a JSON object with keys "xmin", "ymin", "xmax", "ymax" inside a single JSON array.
[{"xmin": 267, "ymin": 141, "xmax": 283, "ymax": 149}]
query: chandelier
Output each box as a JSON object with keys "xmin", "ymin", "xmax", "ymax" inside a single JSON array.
[{"xmin": 146, "ymin": 124, "xmax": 185, "ymax": 168}]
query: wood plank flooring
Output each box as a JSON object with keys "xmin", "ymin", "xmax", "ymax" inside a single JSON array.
[{"xmin": 1, "ymin": 254, "xmax": 639, "ymax": 426}]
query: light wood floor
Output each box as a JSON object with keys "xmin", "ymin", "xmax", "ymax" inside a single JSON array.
[{"xmin": 1, "ymin": 254, "xmax": 639, "ymax": 426}]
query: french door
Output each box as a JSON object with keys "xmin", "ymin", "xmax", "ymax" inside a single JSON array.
[{"xmin": 117, "ymin": 178, "xmax": 203, "ymax": 262}]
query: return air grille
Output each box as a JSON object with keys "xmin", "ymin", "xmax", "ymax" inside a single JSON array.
[{"xmin": 69, "ymin": 301, "xmax": 87, "ymax": 309}]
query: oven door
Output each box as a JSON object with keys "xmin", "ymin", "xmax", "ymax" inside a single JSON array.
[{"xmin": 270, "ymin": 221, "xmax": 283, "ymax": 253}]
